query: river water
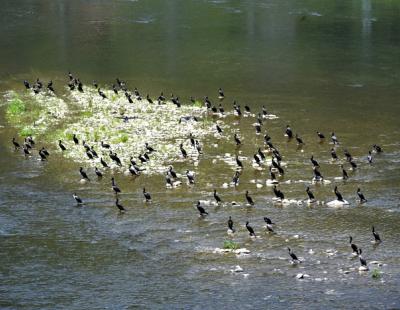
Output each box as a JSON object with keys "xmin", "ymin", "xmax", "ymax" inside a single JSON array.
[{"xmin": 1, "ymin": 1, "xmax": 400, "ymax": 309}]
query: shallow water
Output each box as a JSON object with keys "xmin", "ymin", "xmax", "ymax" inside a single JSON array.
[{"xmin": 1, "ymin": 0, "xmax": 400, "ymax": 309}]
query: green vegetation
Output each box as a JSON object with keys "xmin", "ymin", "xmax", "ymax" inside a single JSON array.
[
  {"xmin": 19, "ymin": 126, "xmax": 35, "ymax": 137},
  {"xmin": 223, "ymin": 240, "xmax": 239, "ymax": 250},
  {"xmin": 6, "ymin": 93, "xmax": 26, "ymax": 121},
  {"xmin": 193, "ymin": 100, "xmax": 203, "ymax": 108},
  {"xmin": 371, "ymin": 269, "xmax": 381, "ymax": 279}
]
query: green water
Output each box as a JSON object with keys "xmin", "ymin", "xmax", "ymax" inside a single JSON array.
[{"xmin": 1, "ymin": 1, "xmax": 400, "ymax": 309}]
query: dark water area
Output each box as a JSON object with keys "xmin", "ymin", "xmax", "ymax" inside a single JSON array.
[{"xmin": 1, "ymin": 1, "xmax": 400, "ymax": 309}]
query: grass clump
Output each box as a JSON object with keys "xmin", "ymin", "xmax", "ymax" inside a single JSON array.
[
  {"xmin": 19, "ymin": 126, "xmax": 35, "ymax": 137},
  {"xmin": 371, "ymin": 269, "xmax": 381, "ymax": 279},
  {"xmin": 6, "ymin": 94, "xmax": 26, "ymax": 121},
  {"xmin": 193, "ymin": 100, "xmax": 203, "ymax": 108},
  {"xmin": 223, "ymin": 240, "xmax": 239, "ymax": 250},
  {"xmin": 113, "ymin": 133, "xmax": 129, "ymax": 144}
]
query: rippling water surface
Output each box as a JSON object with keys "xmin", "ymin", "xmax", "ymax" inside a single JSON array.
[{"xmin": 1, "ymin": 0, "xmax": 400, "ymax": 309}]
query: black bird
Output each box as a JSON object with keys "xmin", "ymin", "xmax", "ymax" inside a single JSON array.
[
  {"xmin": 244, "ymin": 105, "xmax": 251, "ymax": 113},
  {"xmin": 372, "ymin": 226, "xmax": 381, "ymax": 243},
  {"xmin": 23, "ymin": 145, "xmax": 30, "ymax": 156},
  {"xmin": 344, "ymin": 149, "xmax": 352, "ymax": 161},
  {"xmin": 167, "ymin": 166, "xmax": 178, "ymax": 179},
  {"xmin": 138, "ymin": 153, "xmax": 148, "ymax": 164},
  {"xmin": 39, "ymin": 149, "xmax": 47, "ymax": 161},
  {"xmin": 129, "ymin": 164, "xmax": 140, "ymax": 176},
  {"xmin": 58, "ymin": 140, "xmax": 66, "ymax": 151},
  {"xmin": 331, "ymin": 132, "xmax": 339, "ymax": 145},
  {"xmin": 341, "ymin": 165, "xmax": 348, "ymax": 180},
  {"xmin": 23, "ymin": 80, "xmax": 30, "ymax": 89},
  {"xmin": 40, "ymin": 147, "xmax": 49, "ymax": 156},
  {"xmin": 101, "ymin": 141, "xmax": 110, "ymax": 149},
  {"xmin": 253, "ymin": 154, "xmax": 261, "ymax": 166},
  {"xmin": 79, "ymin": 167, "xmax": 90, "ymax": 181},
  {"xmin": 227, "ymin": 216, "xmax": 234, "ymax": 232},
  {"xmin": 306, "ymin": 187, "xmax": 315, "ymax": 201},
  {"xmin": 213, "ymin": 189, "xmax": 222, "ymax": 204},
  {"xmin": 126, "ymin": 92, "xmax": 133, "ymax": 103},
  {"xmin": 331, "ymin": 148, "xmax": 338, "ymax": 160},
  {"xmin": 90, "ymin": 147, "xmax": 98, "ymax": 158},
  {"xmin": 73, "ymin": 193, "xmax": 83, "ymax": 205},
  {"xmin": 245, "ymin": 191, "xmax": 254, "ymax": 206},
  {"xmin": 197, "ymin": 201, "xmax": 208, "ymax": 216},
  {"xmin": 358, "ymin": 248, "xmax": 368, "ymax": 268},
  {"xmin": 216, "ymin": 124, "xmax": 223, "ymax": 134},
  {"xmin": 27, "ymin": 136, "xmax": 35, "ymax": 146},
  {"xmin": 12, "ymin": 137, "xmax": 20, "ymax": 149},
  {"xmin": 295, "ymin": 134, "xmax": 304, "ymax": 145},
  {"xmin": 110, "ymin": 152, "xmax": 122, "ymax": 166},
  {"xmin": 257, "ymin": 148, "xmax": 266, "ymax": 160},
  {"xmin": 77, "ymin": 81, "xmax": 83, "ymax": 92},
  {"xmin": 232, "ymin": 171, "xmax": 240, "ymax": 186},
  {"xmin": 112, "ymin": 84, "xmax": 118, "ymax": 94},
  {"xmin": 73, "ymin": 134, "xmax": 79, "ymax": 145},
  {"xmin": 272, "ymin": 158, "xmax": 285, "ymax": 175},
  {"xmin": 146, "ymin": 94, "xmax": 153, "ymax": 104},
  {"xmin": 204, "ymin": 96, "xmax": 212, "ymax": 109},
  {"xmin": 367, "ymin": 151, "xmax": 373, "ymax": 164},
  {"xmin": 35, "ymin": 78, "xmax": 43, "ymax": 89},
  {"xmin": 111, "ymin": 177, "xmax": 121, "ymax": 194},
  {"xmin": 143, "ymin": 188, "xmax": 152, "ymax": 202},
  {"xmin": 188, "ymin": 133, "xmax": 195, "ymax": 148},
  {"xmin": 349, "ymin": 159, "xmax": 357, "ymax": 169},
  {"xmin": 285, "ymin": 125, "xmax": 293, "ymax": 139},
  {"xmin": 262, "ymin": 105, "xmax": 268, "ymax": 116},
  {"xmin": 158, "ymin": 92, "xmax": 166, "ymax": 102},
  {"xmin": 373, "ymin": 144, "xmax": 383, "ymax": 153},
  {"xmin": 180, "ymin": 143, "xmax": 188, "ymax": 158},
  {"xmin": 287, "ymin": 247, "xmax": 300, "ymax": 263},
  {"xmin": 47, "ymin": 80, "xmax": 54, "ymax": 92},
  {"xmin": 218, "ymin": 103, "xmax": 225, "ymax": 114},
  {"xmin": 234, "ymin": 104, "xmax": 242, "ymax": 116},
  {"xmin": 24, "ymin": 138, "xmax": 32, "ymax": 149},
  {"xmin": 317, "ymin": 131, "xmax": 325, "ymax": 140},
  {"xmin": 273, "ymin": 186, "xmax": 284, "ymax": 200},
  {"xmin": 334, "ymin": 186, "xmax": 344, "ymax": 202},
  {"xmin": 115, "ymin": 198, "xmax": 126, "ymax": 213},
  {"xmin": 357, "ymin": 188, "xmax": 367, "ymax": 203},
  {"xmin": 86, "ymin": 151, "xmax": 94, "ymax": 160},
  {"xmin": 218, "ymin": 87, "xmax": 224, "ymax": 98},
  {"xmin": 95, "ymin": 167, "xmax": 103, "ymax": 178},
  {"xmin": 235, "ymin": 155, "xmax": 243, "ymax": 169},
  {"xmin": 186, "ymin": 170, "xmax": 195, "ymax": 184},
  {"xmin": 255, "ymin": 124, "xmax": 262, "ymax": 135},
  {"xmin": 145, "ymin": 142, "xmax": 156, "ymax": 153},
  {"xmin": 98, "ymin": 88, "xmax": 107, "ymax": 99},
  {"xmin": 100, "ymin": 157, "xmax": 109, "ymax": 168},
  {"xmin": 143, "ymin": 152, "xmax": 150, "ymax": 161},
  {"xmin": 263, "ymin": 217, "xmax": 274, "ymax": 225},
  {"xmin": 310, "ymin": 155, "xmax": 319, "ymax": 167},
  {"xmin": 246, "ymin": 221, "xmax": 256, "ymax": 237},
  {"xmin": 349, "ymin": 236, "xmax": 358, "ymax": 254},
  {"xmin": 234, "ymin": 133, "xmax": 241, "ymax": 146}
]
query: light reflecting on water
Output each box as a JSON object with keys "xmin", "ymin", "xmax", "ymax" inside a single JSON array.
[{"xmin": 1, "ymin": 0, "xmax": 400, "ymax": 308}]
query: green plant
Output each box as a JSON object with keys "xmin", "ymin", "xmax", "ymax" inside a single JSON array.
[
  {"xmin": 6, "ymin": 94, "xmax": 26, "ymax": 120},
  {"xmin": 19, "ymin": 126, "xmax": 35, "ymax": 137},
  {"xmin": 193, "ymin": 100, "xmax": 203, "ymax": 108},
  {"xmin": 223, "ymin": 240, "xmax": 239, "ymax": 250},
  {"xmin": 371, "ymin": 269, "xmax": 381, "ymax": 279}
]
